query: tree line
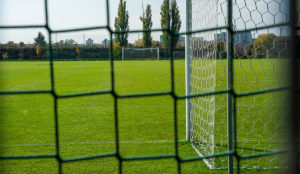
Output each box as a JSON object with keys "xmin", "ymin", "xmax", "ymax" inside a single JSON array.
[
  {"xmin": 1, "ymin": 0, "xmax": 299, "ymax": 60},
  {"xmin": 114, "ymin": 0, "xmax": 181, "ymax": 48},
  {"xmin": 216, "ymin": 33, "xmax": 291, "ymax": 59},
  {"xmin": 1, "ymin": 33, "xmax": 295, "ymax": 60}
]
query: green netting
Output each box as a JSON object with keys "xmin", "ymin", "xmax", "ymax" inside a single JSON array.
[{"xmin": 0, "ymin": 0, "xmax": 298, "ymax": 173}]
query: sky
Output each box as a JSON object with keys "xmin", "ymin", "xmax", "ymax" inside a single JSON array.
[
  {"xmin": 0, "ymin": 0, "xmax": 289, "ymax": 44},
  {"xmin": 0, "ymin": 0, "xmax": 186, "ymax": 44}
]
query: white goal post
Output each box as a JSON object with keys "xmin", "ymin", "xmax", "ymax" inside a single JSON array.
[
  {"xmin": 122, "ymin": 47, "xmax": 160, "ymax": 61},
  {"xmin": 185, "ymin": 0, "xmax": 219, "ymax": 169}
]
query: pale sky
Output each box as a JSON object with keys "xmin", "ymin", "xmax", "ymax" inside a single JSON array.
[
  {"xmin": 0, "ymin": 0, "xmax": 289, "ymax": 44},
  {"xmin": 0, "ymin": 0, "xmax": 186, "ymax": 44}
]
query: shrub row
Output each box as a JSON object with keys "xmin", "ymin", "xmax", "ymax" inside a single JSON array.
[
  {"xmin": 0, "ymin": 48, "xmax": 185, "ymax": 60},
  {"xmin": 0, "ymin": 47, "xmax": 110, "ymax": 60}
]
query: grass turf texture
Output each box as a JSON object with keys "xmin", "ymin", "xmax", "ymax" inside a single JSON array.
[{"xmin": 0, "ymin": 60, "xmax": 287, "ymax": 173}]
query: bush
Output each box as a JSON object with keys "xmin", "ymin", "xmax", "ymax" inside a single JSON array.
[
  {"xmin": 2, "ymin": 52, "xmax": 9, "ymax": 60},
  {"xmin": 0, "ymin": 47, "xmax": 110, "ymax": 60}
]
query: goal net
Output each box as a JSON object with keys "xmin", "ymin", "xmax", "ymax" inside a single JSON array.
[
  {"xmin": 122, "ymin": 47, "xmax": 159, "ymax": 61},
  {"xmin": 186, "ymin": 0, "xmax": 288, "ymax": 170}
]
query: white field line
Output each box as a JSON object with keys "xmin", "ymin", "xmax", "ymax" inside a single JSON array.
[
  {"xmin": 191, "ymin": 143, "xmax": 215, "ymax": 169},
  {"xmin": 0, "ymin": 105, "xmax": 175, "ymax": 111},
  {"xmin": 1, "ymin": 139, "xmax": 282, "ymax": 148},
  {"xmin": 0, "ymin": 139, "xmax": 187, "ymax": 148}
]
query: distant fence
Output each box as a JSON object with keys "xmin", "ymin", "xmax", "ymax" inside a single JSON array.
[{"xmin": 0, "ymin": 47, "xmax": 185, "ymax": 61}]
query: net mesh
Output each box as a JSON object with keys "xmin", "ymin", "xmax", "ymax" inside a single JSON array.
[
  {"xmin": 188, "ymin": 0, "xmax": 292, "ymax": 170},
  {"xmin": 232, "ymin": 0, "xmax": 291, "ymax": 169},
  {"xmin": 0, "ymin": 0, "xmax": 298, "ymax": 173}
]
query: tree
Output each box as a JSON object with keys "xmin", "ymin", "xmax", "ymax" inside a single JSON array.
[
  {"xmin": 113, "ymin": 42, "xmax": 122, "ymax": 58},
  {"xmin": 5, "ymin": 41, "xmax": 17, "ymax": 48},
  {"xmin": 217, "ymin": 42, "xmax": 226, "ymax": 58},
  {"xmin": 160, "ymin": 0, "xmax": 170, "ymax": 48},
  {"xmin": 19, "ymin": 42, "xmax": 25, "ymax": 47},
  {"xmin": 170, "ymin": 0, "xmax": 181, "ymax": 47},
  {"xmin": 160, "ymin": 0, "xmax": 181, "ymax": 48},
  {"xmin": 133, "ymin": 39, "xmax": 143, "ymax": 48},
  {"xmin": 19, "ymin": 42, "xmax": 25, "ymax": 59},
  {"xmin": 114, "ymin": 0, "xmax": 129, "ymax": 47},
  {"xmin": 58, "ymin": 40, "xmax": 65, "ymax": 47},
  {"xmin": 75, "ymin": 44, "xmax": 80, "ymax": 54},
  {"xmin": 64, "ymin": 39, "xmax": 76, "ymax": 47},
  {"xmin": 152, "ymin": 40, "xmax": 160, "ymax": 48},
  {"xmin": 34, "ymin": 32, "xmax": 47, "ymax": 47},
  {"xmin": 253, "ymin": 33, "xmax": 277, "ymax": 58},
  {"xmin": 140, "ymin": 4, "xmax": 153, "ymax": 47},
  {"xmin": 2, "ymin": 52, "xmax": 9, "ymax": 60},
  {"xmin": 36, "ymin": 45, "xmax": 41, "ymax": 56},
  {"xmin": 75, "ymin": 44, "xmax": 80, "ymax": 59}
]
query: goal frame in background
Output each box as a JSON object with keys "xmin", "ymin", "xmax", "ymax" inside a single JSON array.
[{"xmin": 121, "ymin": 47, "xmax": 160, "ymax": 61}]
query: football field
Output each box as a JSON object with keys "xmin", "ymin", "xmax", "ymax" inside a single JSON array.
[{"xmin": 0, "ymin": 60, "xmax": 287, "ymax": 173}]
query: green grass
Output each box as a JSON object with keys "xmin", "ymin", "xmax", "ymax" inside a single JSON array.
[{"xmin": 0, "ymin": 60, "xmax": 288, "ymax": 173}]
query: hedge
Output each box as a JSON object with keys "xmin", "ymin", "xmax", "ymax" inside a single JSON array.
[{"xmin": 0, "ymin": 47, "xmax": 185, "ymax": 61}]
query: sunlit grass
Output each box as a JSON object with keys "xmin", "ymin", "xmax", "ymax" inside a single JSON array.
[{"xmin": 0, "ymin": 60, "xmax": 287, "ymax": 173}]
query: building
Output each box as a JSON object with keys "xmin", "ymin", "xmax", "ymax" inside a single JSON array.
[
  {"xmin": 160, "ymin": 35, "xmax": 185, "ymax": 42},
  {"xmin": 214, "ymin": 32, "xmax": 226, "ymax": 42},
  {"xmin": 177, "ymin": 36, "xmax": 185, "ymax": 48},
  {"xmin": 102, "ymin": 38, "xmax": 114, "ymax": 47},
  {"xmin": 178, "ymin": 36, "xmax": 185, "ymax": 42},
  {"xmin": 86, "ymin": 38, "xmax": 93, "ymax": 46},
  {"xmin": 214, "ymin": 31, "xmax": 252, "ymax": 43},
  {"xmin": 235, "ymin": 32, "xmax": 252, "ymax": 43},
  {"xmin": 102, "ymin": 39, "xmax": 109, "ymax": 46}
]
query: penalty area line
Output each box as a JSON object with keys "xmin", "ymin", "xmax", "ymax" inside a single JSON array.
[{"xmin": 0, "ymin": 139, "xmax": 186, "ymax": 148}]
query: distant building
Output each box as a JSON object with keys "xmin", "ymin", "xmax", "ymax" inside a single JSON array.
[
  {"xmin": 177, "ymin": 36, "xmax": 185, "ymax": 48},
  {"xmin": 160, "ymin": 35, "xmax": 185, "ymax": 42},
  {"xmin": 160, "ymin": 35, "xmax": 186, "ymax": 41},
  {"xmin": 102, "ymin": 38, "xmax": 114, "ymax": 47},
  {"xmin": 86, "ymin": 38, "xmax": 93, "ymax": 46},
  {"xmin": 102, "ymin": 39, "xmax": 109, "ymax": 46},
  {"xmin": 178, "ymin": 36, "xmax": 185, "ymax": 42},
  {"xmin": 215, "ymin": 32, "xmax": 226, "ymax": 42},
  {"xmin": 235, "ymin": 32, "xmax": 252, "ymax": 43},
  {"xmin": 214, "ymin": 31, "xmax": 252, "ymax": 43}
]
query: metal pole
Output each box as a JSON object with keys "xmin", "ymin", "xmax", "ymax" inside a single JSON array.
[
  {"xmin": 185, "ymin": 0, "xmax": 192, "ymax": 140},
  {"xmin": 227, "ymin": 0, "xmax": 234, "ymax": 173},
  {"xmin": 122, "ymin": 47, "xmax": 124, "ymax": 61}
]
